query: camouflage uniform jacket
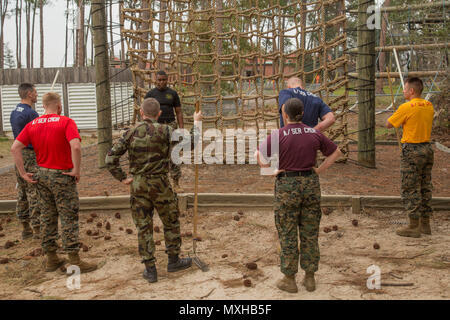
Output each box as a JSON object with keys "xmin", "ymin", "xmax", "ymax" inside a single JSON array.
[{"xmin": 105, "ymin": 118, "xmax": 199, "ymax": 181}]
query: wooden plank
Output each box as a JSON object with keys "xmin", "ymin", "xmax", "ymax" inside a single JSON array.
[
  {"xmin": 349, "ymin": 71, "xmax": 447, "ymax": 78},
  {"xmin": 349, "ymin": 1, "xmax": 450, "ymax": 13}
]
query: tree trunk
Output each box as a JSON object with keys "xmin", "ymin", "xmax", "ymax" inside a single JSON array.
[
  {"xmin": 119, "ymin": 0, "xmax": 126, "ymax": 67},
  {"xmin": 109, "ymin": 0, "xmax": 114, "ymax": 59},
  {"xmin": 26, "ymin": 0, "xmax": 30, "ymax": 68},
  {"xmin": 0, "ymin": 0, "xmax": 9, "ymax": 68},
  {"xmin": 91, "ymin": 0, "xmax": 112, "ymax": 168},
  {"xmin": 31, "ymin": 2, "xmax": 36, "ymax": 68},
  {"xmin": 16, "ymin": 0, "xmax": 22, "ymax": 68},
  {"xmin": 376, "ymin": 0, "xmax": 390, "ymax": 94},
  {"xmin": 357, "ymin": 0, "xmax": 376, "ymax": 167},
  {"xmin": 158, "ymin": 1, "xmax": 167, "ymax": 70},
  {"xmin": 65, "ymin": 0, "xmax": 69, "ymax": 67},
  {"xmin": 77, "ymin": 0, "xmax": 85, "ymax": 67},
  {"xmin": 39, "ymin": 0, "xmax": 44, "ymax": 68}
]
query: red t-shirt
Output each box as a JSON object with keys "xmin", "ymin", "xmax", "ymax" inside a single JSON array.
[
  {"xmin": 258, "ymin": 123, "xmax": 337, "ymax": 171},
  {"xmin": 16, "ymin": 114, "xmax": 81, "ymax": 170}
]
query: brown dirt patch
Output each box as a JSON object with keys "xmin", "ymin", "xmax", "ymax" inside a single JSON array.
[{"xmin": 0, "ymin": 208, "xmax": 448, "ymax": 299}]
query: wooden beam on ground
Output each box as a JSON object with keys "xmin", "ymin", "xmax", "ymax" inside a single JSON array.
[{"xmin": 1, "ymin": 194, "xmax": 449, "ymax": 214}]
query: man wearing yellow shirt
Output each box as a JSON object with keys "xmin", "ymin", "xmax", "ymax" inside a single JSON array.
[{"xmin": 386, "ymin": 77, "xmax": 434, "ymax": 238}]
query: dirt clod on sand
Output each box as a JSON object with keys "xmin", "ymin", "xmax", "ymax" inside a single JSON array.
[
  {"xmin": 90, "ymin": 213, "xmax": 98, "ymax": 219},
  {"xmin": 222, "ymin": 254, "xmax": 228, "ymax": 258},
  {"xmin": 86, "ymin": 230, "xmax": 92, "ymax": 236},
  {"xmin": 237, "ymin": 210, "xmax": 244, "ymax": 216},
  {"xmin": 154, "ymin": 226, "xmax": 160, "ymax": 233},
  {"xmin": 0, "ymin": 226, "xmax": 3, "ymax": 231},
  {"xmin": 119, "ymin": 227, "xmax": 124, "ymax": 231},
  {"xmin": 126, "ymin": 229, "xmax": 133, "ymax": 234},
  {"xmin": 323, "ymin": 227, "xmax": 332, "ymax": 233},
  {"xmin": 352, "ymin": 219, "xmax": 359, "ymax": 226},
  {"xmin": 243, "ymin": 279, "xmax": 252, "ymax": 287},
  {"xmin": 105, "ymin": 222, "xmax": 111, "ymax": 230},
  {"xmin": 233, "ymin": 215, "xmax": 240, "ymax": 221},
  {"xmin": 4, "ymin": 240, "xmax": 14, "ymax": 249},
  {"xmin": 0, "ymin": 234, "xmax": 4, "ymax": 238},
  {"xmin": 322, "ymin": 208, "xmax": 332, "ymax": 215},
  {"xmin": 104, "ymin": 235, "xmax": 111, "ymax": 241},
  {"xmin": 82, "ymin": 244, "xmax": 89, "ymax": 252},
  {"xmin": 155, "ymin": 240, "xmax": 161, "ymax": 246},
  {"xmin": 0, "ymin": 258, "xmax": 9, "ymax": 264},
  {"xmin": 96, "ymin": 222, "xmax": 103, "ymax": 228},
  {"xmin": 373, "ymin": 243, "xmax": 380, "ymax": 250},
  {"xmin": 332, "ymin": 225, "xmax": 338, "ymax": 231},
  {"xmin": 246, "ymin": 262, "xmax": 257, "ymax": 270},
  {"xmin": 6, "ymin": 218, "xmax": 11, "ymax": 223},
  {"xmin": 115, "ymin": 212, "xmax": 121, "ymax": 219},
  {"xmin": 87, "ymin": 218, "xmax": 93, "ymax": 223}
]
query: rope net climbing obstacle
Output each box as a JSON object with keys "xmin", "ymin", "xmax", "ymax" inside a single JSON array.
[{"xmin": 120, "ymin": 0, "xmax": 350, "ymax": 159}]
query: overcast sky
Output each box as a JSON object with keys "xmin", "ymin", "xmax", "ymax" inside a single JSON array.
[{"xmin": 3, "ymin": 1, "xmax": 121, "ymax": 68}]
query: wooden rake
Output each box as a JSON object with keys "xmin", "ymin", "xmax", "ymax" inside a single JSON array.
[{"xmin": 189, "ymin": 101, "xmax": 209, "ymax": 272}]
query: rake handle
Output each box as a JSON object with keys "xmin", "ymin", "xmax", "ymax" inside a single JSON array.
[{"xmin": 193, "ymin": 101, "xmax": 200, "ymax": 243}]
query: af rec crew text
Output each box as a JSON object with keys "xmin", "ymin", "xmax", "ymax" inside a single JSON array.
[{"xmin": 178, "ymin": 304, "xmax": 272, "ymax": 317}]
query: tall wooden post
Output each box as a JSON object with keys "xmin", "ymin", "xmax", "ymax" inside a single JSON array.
[
  {"xmin": 92, "ymin": 0, "xmax": 112, "ymax": 167},
  {"xmin": 357, "ymin": 0, "xmax": 376, "ymax": 167}
]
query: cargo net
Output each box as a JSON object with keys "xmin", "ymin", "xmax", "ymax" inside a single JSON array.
[{"xmin": 121, "ymin": 0, "xmax": 350, "ymax": 159}]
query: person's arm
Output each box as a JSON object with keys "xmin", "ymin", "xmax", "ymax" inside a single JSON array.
[
  {"xmin": 105, "ymin": 129, "xmax": 132, "ymax": 184},
  {"xmin": 11, "ymin": 140, "xmax": 37, "ymax": 184},
  {"xmin": 386, "ymin": 119, "xmax": 394, "ymax": 128},
  {"xmin": 62, "ymin": 138, "xmax": 82, "ymax": 183},
  {"xmin": 175, "ymin": 106, "xmax": 184, "ymax": 129},
  {"xmin": 314, "ymin": 111, "xmax": 335, "ymax": 132},
  {"xmin": 315, "ymin": 148, "xmax": 342, "ymax": 175}
]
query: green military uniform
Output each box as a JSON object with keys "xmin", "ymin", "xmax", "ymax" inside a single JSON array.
[
  {"xmin": 167, "ymin": 120, "xmax": 182, "ymax": 183},
  {"xmin": 274, "ymin": 173, "xmax": 322, "ymax": 275},
  {"xmin": 34, "ymin": 168, "xmax": 80, "ymax": 253},
  {"xmin": 15, "ymin": 148, "xmax": 41, "ymax": 228},
  {"xmin": 105, "ymin": 119, "xmax": 196, "ymax": 267}
]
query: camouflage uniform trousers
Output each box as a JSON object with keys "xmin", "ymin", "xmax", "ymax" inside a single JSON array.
[
  {"xmin": 167, "ymin": 120, "xmax": 182, "ymax": 182},
  {"xmin": 130, "ymin": 173, "xmax": 182, "ymax": 266},
  {"xmin": 401, "ymin": 143, "xmax": 434, "ymax": 220},
  {"xmin": 15, "ymin": 148, "xmax": 40, "ymax": 228},
  {"xmin": 274, "ymin": 173, "xmax": 322, "ymax": 275},
  {"xmin": 33, "ymin": 168, "xmax": 80, "ymax": 253}
]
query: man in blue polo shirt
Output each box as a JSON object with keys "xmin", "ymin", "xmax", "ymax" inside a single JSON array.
[
  {"xmin": 278, "ymin": 77, "xmax": 335, "ymax": 131},
  {"xmin": 10, "ymin": 83, "xmax": 41, "ymax": 240}
]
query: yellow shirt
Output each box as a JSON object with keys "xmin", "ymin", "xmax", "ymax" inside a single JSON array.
[{"xmin": 388, "ymin": 98, "xmax": 434, "ymax": 143}]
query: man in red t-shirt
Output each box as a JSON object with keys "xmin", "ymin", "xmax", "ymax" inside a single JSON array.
[
  {"xmin": 256, "ymin": 97, "xmax": 341, "ymax": 293},
  {"xmin": 11, "ymin": 92, "xmax": 97, "ymax": 273}
]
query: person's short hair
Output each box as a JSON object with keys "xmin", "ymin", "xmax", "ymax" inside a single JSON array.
[
  {"xmin": 42, "ymin": 92, "xmax": 61, "ymax": 107},
  {"xmin": 405, "ymin": 77, "xmax": 423, "ymax": 95},
  {"xmin": 18, "ymin": 83, "xmax": 35, "ymax": 99},
  {"xmin": 156, "ymin": 70, "xmax": 167, "ymax": 77},
  {"xmin": 287, "ymin": 77, "xmax": 302, "ymax": 89},
  {"xmin": 141, "ymin": 98, "xmax": 160, "ymax": 117},
  {"xmin": 284, "ymin": 98, "xmax": 304, "ymax": 122}
]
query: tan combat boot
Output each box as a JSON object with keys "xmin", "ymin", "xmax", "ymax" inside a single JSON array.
[
  {"xmin": 396, "ymin": 217, "xmax": 421, "ymax": 238},
  {"xmin": 22, "ymin": 222, "xmax": 33, "ymax": 240},
  {"xmin": 303, "ymin": 271, "xmax": 316, "ymax": 292},
  {"xmin": 173, "ymin": 179, "xmax": 183, "ymax": 193},
  {"xmin": 32, "ymin": 226, "xmax": 41, "ymax": 239},
  {"xmin": 276, "ymin": 274, "xmax": 298, "ymax": 293},
  {"xmin": 420, "ymin": 217, "xmax": 431, "ymax": 235},
  {"xmin": 68, "ymin": 252, "xmax": 98, "ymax": 273},
  {"xmin": 45, "ymin": 251, "xmax": 66, "ymax": 272}
]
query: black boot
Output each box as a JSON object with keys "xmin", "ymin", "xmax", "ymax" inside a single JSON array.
[
  {"xmin": 167, "ymin": 254, "xmax": 192, "ymax": 272},
  {"xmin": 143, "ymin": 263, "xmax": 157, "ymax": 283}
]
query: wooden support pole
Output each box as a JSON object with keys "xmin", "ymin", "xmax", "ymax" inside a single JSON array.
[
  {"xmin": 348, "ymin": 42, "xmax": 449, "ymax": 53},
  {"xmin": 92, "ymin": 0, "xmax": 112, "ymax": 168},
  {"xmin": 357, "ymin": 0, "xmax": 376, "ymax": 168}
]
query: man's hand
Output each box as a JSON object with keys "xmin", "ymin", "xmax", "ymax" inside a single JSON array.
[
  {"xmin": 121, "ymin": 177, "xmax": 133, "ymax": 185},
  {"xmin": 22, "ymin": 172, "xmax": 37, "ymax": 184},
  {"xmin": 62, "ymin": 169, "xmax": 81, "ymax": 183},
  {"xmin": 193, "ymin": 111, "xmax": 202, "ymax": 122}
]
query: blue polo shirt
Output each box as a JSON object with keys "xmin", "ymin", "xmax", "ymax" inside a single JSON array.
[
  {"xmin": 278, "ymin": 87, "xmax": 332, "ymax": 128},
  {"xmin": 10, "ymin": 103, "xmax": 39, "ymax": 149}
]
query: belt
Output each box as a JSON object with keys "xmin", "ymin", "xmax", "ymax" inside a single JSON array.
[
  {"xmin": 38, "ymin": 167, "xmax": 71, "ymax": 172},
  {"xmin": 277, "ymin": 170, "xmax": 313, "ymax": 178},
  {"xmin": 402, "ymin": 142, "xmax": 430, "ymax": 147}
]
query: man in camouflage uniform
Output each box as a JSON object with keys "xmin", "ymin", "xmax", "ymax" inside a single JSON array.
[
  {"xmin": 256, "ymin": 98, "xmax": 341, "ymax": 293},
  {"xmin": 144, "ymin": 71, "xmax": 184, "ymax": 190},
  {"xmin": 10, "ymin": 83, "xmax": 41, "ymax": 239},
  {"xmin": 105, "ymin": 97, "xmax": 201, "ymax": 283},
  {"xmin": 387, "ymin": 77, "xmax": 434, "ymax": 237},
  {"xmin": 11, "ymin": 92, "xmax": 97, "ymax": 273}
]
